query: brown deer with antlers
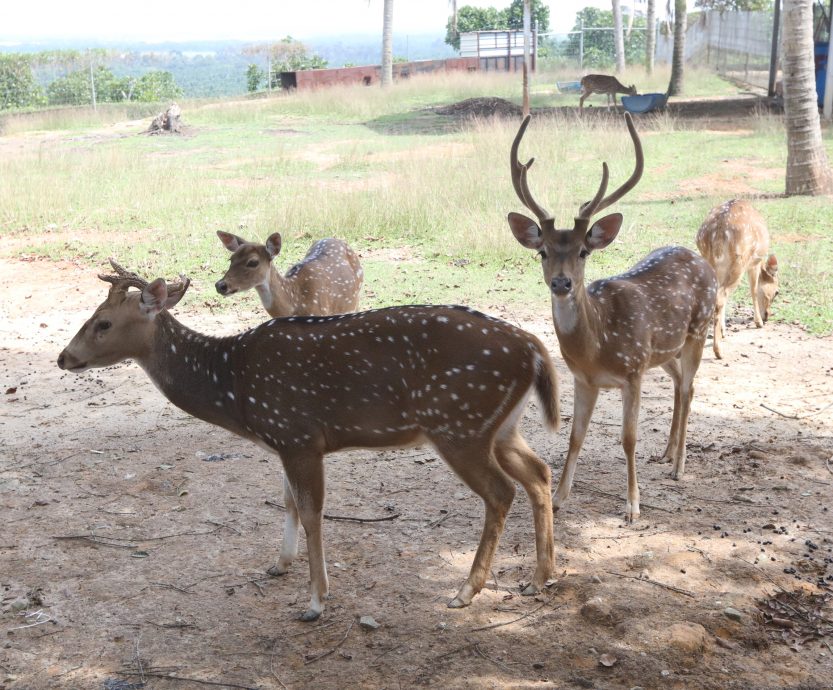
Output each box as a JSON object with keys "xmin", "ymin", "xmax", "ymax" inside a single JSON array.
[
  {"xmin": 696, "ymin": 199, "xmax": 779, "ymax": 359},
  {"xmin": 579, "ymin": 74, "xmax": 637, "ymax": 111},
  {"xmin": 506, "ymin": 113, "xmax": 717, "ymax": 521},
  {"xmin": 58, "ymin": 260, "xmax": 559, "ymax": 621},
  {"xmin": 215, "ymin": 232, "xmax": 363, "ymax": 317}
]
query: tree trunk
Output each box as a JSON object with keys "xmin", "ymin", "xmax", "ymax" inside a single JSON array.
[
  {"xmin": 782, "ymin": 0, "xmax": 833, "ymax": 194},
  {"xmin": 668, "ymin": 0, "xmax": 686, "ymax": 96},
  {"xmin": 381, "ymin": 0, "xmax": 394, "ymax": 88},
  {"xmin": 612, "ymin": 0, "xmax": 626, "ymax": 73},
  {"xmin": 646, "ymin": 0, "xmax": 656, "ymax": 74}
]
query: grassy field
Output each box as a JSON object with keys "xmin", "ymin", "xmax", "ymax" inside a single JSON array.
[{"xmin": 1, "ymin": 67, "xmax": 832, "ymax": 333}]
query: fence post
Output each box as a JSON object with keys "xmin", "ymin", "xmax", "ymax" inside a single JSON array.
[
  {"xmin": 579, "ymin": 18, "xmax": 584, "ymax": 70},
  {"xmin": 825, "ymin": 10, "xmax": 833, "ymax": 118},
  {"xmin": 767, "ymin": 0, "xmax": 781, "ymax": 97}
]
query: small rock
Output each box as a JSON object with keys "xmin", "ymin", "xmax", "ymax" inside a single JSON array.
[
  {"xmin": 580, "ymin": 597, "xmax": 616, "ymax": 626},
  {"xmin": 661, "ymin": 669, "xmax": 671, "ymax": 677},
  {"xmin": 723, "ymin": 607, "xmax": 742, "ymax": 621},
  {"xmin": 591, "ymin": 575, "xmax": 602, "ymax": 584},
  {"xmin": 9, "ymin": 597, "xmax": 29, "ymax": 612},
  {"xmin": 359, "ymin": 615, "xmax": 380, "ymax": 630},
  {"xmin": 532, "ymin": 662, "xmax": 545, "ymax": 669},
  {"xmin": 599, "ymin": 653, "xmax": 617, "ymax": 667},
  {"xmin": 665, "ymin": 622, "xmax": 709, "ymax": 654}
]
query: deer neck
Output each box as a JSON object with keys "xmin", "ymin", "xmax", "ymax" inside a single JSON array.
[
  {"xmin": 256, "ymin": 265, "xmax": 297, "ymax": 318},
  {"xmin": 551, "ymin": 285, "xmax": 604, "ymax": 356},
  {"xmin": 134, "ymin": 312, "xmax": 249, "ymax": 438}
]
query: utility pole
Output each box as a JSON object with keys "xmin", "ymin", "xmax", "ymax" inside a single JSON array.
[
  {"xmin": 89, "ymin": 52, "xmax": 97, "ymax": 111},
  {"xmin": 522, "ymin": 0, "xmax": 531, "ymax": 117}
]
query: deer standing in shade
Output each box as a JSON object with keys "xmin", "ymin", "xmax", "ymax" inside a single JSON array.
[
  {"xmin": 58, "ymin": 260, "xmax": 559, "ymax": 621},
  {"xmin": 506, "ymin": 113, "xmax": 717, "ymax": 521},
  {"xmin": 215, "ymin": 232, "xmax": 363, "ymax": 317},
  {"xmin": 579, "ymin": 74, "xmax": 637, "ymax": 111},
  {"xmin": 696, "ymin": 199, "xmax": 779, "ymax": 359}
]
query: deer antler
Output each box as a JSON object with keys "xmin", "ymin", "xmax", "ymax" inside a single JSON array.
[
  {"xmin": 577, "ymin": 112, "xmax": 644, "ymax": 221},
  {"xmin": 510, "ymin": 115, "xmax": 553, "ymax": 224},
  {"xmin": 99, "ymin": 258, "xmax": 149, "ymax": 292}
]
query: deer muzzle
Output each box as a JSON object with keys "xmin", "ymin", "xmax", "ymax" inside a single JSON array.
[
  {"xmin": 550, "ymin": 276, "xmax": 573, "ymax": 296},
  {"xmin": 57, "ymin": 349, "xmax": 86, "ymax": 372},
  {"xmin": 215, "ymin": 279, "xmax": 233, "ymax": 296}
]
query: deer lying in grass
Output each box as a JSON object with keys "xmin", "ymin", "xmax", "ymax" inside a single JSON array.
[
  {"xmin": 215, "ymin": 232, "xmax": 363, "ymax": 317},
  {"xmin": 506, "ymin": 113, "xmax": 717, "ymax": 521},
  {"xmin": 579, "ymin": 74, "xmax": 637, "ymax": 111},
  {"xmin": 58, "ymin": 260, "xmax": 559, "ymax": 621},
  {"xmin": 696, "ymin": 199, "xmax": 779, "ymax": 359}
]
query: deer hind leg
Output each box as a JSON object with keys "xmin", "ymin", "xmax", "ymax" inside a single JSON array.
[
  {"xmin": 712, "ymin": 287, "xmax": 728, "ymax": 359},
  {"xmin": 748, "ymin": 264, "xmax": 764, "ymax": 327},
  {"xmin": 493, "ymin": 430, "xmax": 555, "ymax": 595},
  {"xmin": 553, "ymin": 379, "xmax": 599, "ymax": 512},
  {"xmin": 430, "ymin": 437, "xmax": 515, "ymax": 609},
  {"xmin": 279, "ymin": 451, "xmax": 329, "ymax": 621},
  {"xmin": 660, "ymin": 358, "xmax": 683, "ymax": 464},
  {"xmin": 669, "ymin": 337, "xmax": 705, "ymax": 480},
  {"xmin": 621, "ymin": 377, "xmax": 642, "ymax": 522},
  {"xmin": 579, "ymin": 90, "xmax": 590, "ymax": 109},
  {"xmin": 267, "ymin": 474, "xmax": 300, "ymax": 576}
]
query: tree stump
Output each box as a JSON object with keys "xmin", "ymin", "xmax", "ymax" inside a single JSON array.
[{"xmin": 147, "ymin": 103, "xmax": 182, "ymax": 135}]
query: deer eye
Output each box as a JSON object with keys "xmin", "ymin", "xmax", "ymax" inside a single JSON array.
[
  {"xmin": 579, "ymin": 248, "xmax": 590, "ymax": 259},
  {"xmin": 537, "ymin": 249, "xmax": 547, "ymax": 260},
  {"xmin": 96, "ymin": 320, "xmax": 111, "ymax": 332},
  {"xmin": 246, "ymin": 259, "xmax": 259, "ymax": 268}
]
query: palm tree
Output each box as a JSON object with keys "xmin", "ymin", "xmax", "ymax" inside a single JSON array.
[
  {"xmin": 646, "ymin": 0, "xmax": 656, "ymax": 74},
  {"xmin": 782, "ymin": 0, "xmax": 833, "ymax": 194},
  {"xmin": 381, "ymin": 0, "xmax": 394, "ymax": 87},
  {"xmin": 612, "ymin": 0, "xmax": 626, "ymax": 73},
  {"xmin": 667, "ymin": 0, "xmax": 686, "ymax": 96}
]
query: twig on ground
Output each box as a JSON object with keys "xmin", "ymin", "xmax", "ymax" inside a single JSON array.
[
  {"xmin": 290, "ymin": 620, "xmax": 339, "ymax": 637},
  {"xmin": 426, "ymin": 512, "xmax": 453, "ymax": 528},
  {"xmin": 760, "ymin": 400, "xmax": 833, "ymax": 420},
  {"xmin": 206, "ymin": 519, "xmax": 242, "ymax": 535},
  {"xmin": 266, "ymin": 500, "xmax": 399, "ymax": 523},
  {"xmin": 121, "ymin": 672, "xmax": 257, "ymax": 689},
  {"xmin": 469, "ymin": 601, "xmax": 549, "ymax": 632},
  {"xmin": 686, "ymin": 546, "xmax": 713, "ymax": 563},
  {"xmin": 303, "ymin": 620, "xmax": 354, "ymax": 665},
  {"xmin": 470, "ymin": 640, "xmax": 512, "ymax": 673},
  {"xmin": 826, "ymin": 456, "xmax": 833, "ymax": 476},
  {"xmin": 605, "ymin": 570, "xmax": 695, "ymax": 598},
  {"xmin": 53, "ymin": 527, "xmax": 220, "ymax": 546},
  {"xmin": 150, "ymin": 581, "xmax": 195, "ymax": 594},
  {"xmin": 52, "ymin": 535, "xmax": 136, "ymax": 549},
  {"xmin": 573, "ymin": 481, "xmax": 675, "ymax": 513},
  {"xmin": 133, "ymin": 632, "xmax": 145, "ymax": 686}
]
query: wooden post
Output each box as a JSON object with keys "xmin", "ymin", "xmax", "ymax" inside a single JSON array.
[
  {"xmin": 767, "ymin": 0, "xmax": 781, "ymax": 98},
  {"xmin": 523, "ymin": 0, "xmax": 531, "ymax": 116}
]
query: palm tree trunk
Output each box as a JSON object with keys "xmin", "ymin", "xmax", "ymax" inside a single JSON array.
[
  {"xmin": 646, "ymin": 0, "xmax": 656, "ymax": 74},
  {"xmin": 612, "ymin": 0, "xmax": 626, "ymax": 73},
  {"xmin": 381, "ymin": 0, "xmax": 394, "ymax": 88},
  {"xmin": 782, "ymin": 0, "xmax": 833, "ymax": 194},
  {"xmin": 668, "ymin": 0, "xmax": 686, "ymax": 96}
]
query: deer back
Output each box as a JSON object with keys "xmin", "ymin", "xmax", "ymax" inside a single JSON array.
[{"xmin": 285, "ymin": 238, "xmax": 364, "ymax": 316}]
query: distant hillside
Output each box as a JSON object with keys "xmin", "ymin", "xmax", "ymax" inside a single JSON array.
[{"xmin": 1, "ymin": 35, "xmax": 456, "ymax": 99}]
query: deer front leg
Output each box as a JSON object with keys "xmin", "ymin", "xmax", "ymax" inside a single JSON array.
[
  {"xmin": 712, "ymin": 289, "xmax": 727, "ymax": 359},
  {"xmin": 621, "ymin": 378, "xmax": 642, "ymax": 522},
  {"xmin": 267, "ymin": 474, "xmax": 300, "ymax": 577},
  {"xmin": 660, "ymin": 358, "xmax": 683, "ymax": 464},
  {"xmin": 670, "ymin": 337, "xmax": 705, "ymax": 480},
  {"xmin": 553, "ymin": 380, "xmax": 598, "ymax": 512},
  {"xmin": 748, "ymin": 265, "xmax": 764, "ymax": 327},
  {"xmin": 281, "ymin": 451, "xmax": 329, "ymax": 622}
]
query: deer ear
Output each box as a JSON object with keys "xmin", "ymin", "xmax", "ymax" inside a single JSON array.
[
  {"xmin": 586, "ymin": 213, "xmax": 623, "ymax": 250},
  {"xmin": 139, "ymin": 278, "xmax": 169, "ymax": 316},
  {"xmin": 217, "ymin": 231, "xmax": 247, "ymax": 252},
  {"xmin": 764, "ymin": 254, "xmax": 778, "ymax": 276},
  {"xmin": 265, "ymin": 233, "xmax": 283, "ymax": 259},
  {"xmin": 507, "ymin": 212, "xmax": 543, "ymax": 250}
]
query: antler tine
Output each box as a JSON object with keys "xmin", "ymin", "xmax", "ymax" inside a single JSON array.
[
  {"xmin": 583, "ymin": 112, "xmax": 644, "ymax": 220},
  {"xmin": 510, "ymin": 115, "xmax": 553, "ymax": 223},
  {"xmin": 578, "ymin": 162, "xmax": 610, "ymax": 220},
  {"xmin": 98, "ymin": 258, "xmax": 150, "ymax": 292}
]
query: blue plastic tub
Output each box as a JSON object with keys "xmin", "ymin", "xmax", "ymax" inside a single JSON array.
[
  {"xmin": 621, "ymin": 92, "xmax": 668, "ymax": 114},
  {"xmin": 557, "ymin": 80, "xmax": 582, "ymax": 94}
]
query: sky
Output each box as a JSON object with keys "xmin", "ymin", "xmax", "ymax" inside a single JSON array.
[{"xmin": 1, "ymin": 0, "xmax": 613, "ymax": 44}]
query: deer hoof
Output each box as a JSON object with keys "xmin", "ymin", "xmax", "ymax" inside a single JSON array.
[
  {"xmin": 447, "ymin": 596, "xmax": 470, "ymax": 609},
  {"xmin": 521, "ymin": 582, "xmax": 540, "ymax": 597},
  {"xmin": 299, "ymin": 608, "xmax": 322, "ymax": 622},
  {"xmin": 624, "ymin": 503, "xmax": 640, "ymax": 523},
  {"xmin": 266, "ymin": 564, "xmax": 288, "ymax": 577}
]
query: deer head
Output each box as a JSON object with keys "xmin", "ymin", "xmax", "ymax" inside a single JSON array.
[
  {"xmin": 507, "ymin": 113, "xmax": 644, "ymax": 300},
  {"xmin": 215, "ymin": 231, "xmax": 283, "ymax": 296},
  {"xmin": 57, "ymin": 259, "xmax": 190, "ymax": 372}
]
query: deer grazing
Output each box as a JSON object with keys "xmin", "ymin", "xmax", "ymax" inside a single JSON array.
[
  {"xmin": 58, "ymin": 260, "xmax": 559, "ymax": 621},
  {"xmin": 215, "ymin": 232, "xmax": 363, "ymax": 317},
  {"xmin": 579, "ymin": 74, "xmax": 637, "ymax": 110},
  {"xmin": 696, "ymin": 199, "xmax": 779, "ymax": 359},
  {"xmin": 506, "ymin": 113, "xmax": 717, "ymax": 522}
]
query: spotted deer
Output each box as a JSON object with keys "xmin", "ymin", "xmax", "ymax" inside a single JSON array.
[
  {"xmin": 579, "ymin": 74, "xmax": 637, "ymax": 110},
  {"xmin": 506, "ymin": 113, "xmax": 717, "ymax": 521},
  {"xmin": 696, "ymin": 199, "xmax": 779, "ymax": 359},
  {"xmin": 58, "ymin": 260, "xmax": 559, "ymax": 621},
  {"xmin": 215, "ymin": 232, "xmax": 363, "ymax": 317}
]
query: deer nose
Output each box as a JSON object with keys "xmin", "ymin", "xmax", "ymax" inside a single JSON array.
[
  {"xmin": 57, "ymin": 352, "xmax": 66, "ymax": 369},
  {"xmin": 550, "ymin": 276, "xmax": 572, "ymax": 296},
  {"xmin": 215, "ymin": 280, "xmax": 229, "ymax": 295}
]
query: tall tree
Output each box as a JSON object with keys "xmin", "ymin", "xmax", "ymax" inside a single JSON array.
[
  {"xmin": 612, "ymin": 0, "xmax": 626, "ymax": 72},
  {"xmin": 782, "ymin": 0, "xmax": 833, "ymax": 194},
  {"xmin": 667, "ymin": 0, "xmax": 686, "ymax": 96},
  {"xmin": 645, "ymin": 0, "xmax": 656, "ymax": 74},
  {"xmin": 381, "ymin": 0, "xmax": 394, "ymax": 87}
]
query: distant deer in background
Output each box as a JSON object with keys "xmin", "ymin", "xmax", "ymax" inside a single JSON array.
[
  {"xmin": 696, "ymin": 199, "xmax": 779, "ymax": 359},
  {"xmin": 58, "ymin": 260, "xmax": 560, "ymax": 621},
  {"xmin": 216, "ymin": 232, "xmax": 363, "ymax": 317},
  {"xmin": 506, "ymin": 113, "xmax": 717, "ymax": 522},
  {"xmin": 579, "ymin": 74, "xmax": 637, "ymax": 110}
]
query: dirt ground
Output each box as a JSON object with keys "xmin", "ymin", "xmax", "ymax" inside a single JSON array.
[{"xmin": 1, "ymin": 255, "xmax": 832, "ymax": 690}]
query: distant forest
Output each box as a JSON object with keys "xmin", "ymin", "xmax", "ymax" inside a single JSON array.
[{"xmin": 2, "ymin": 35, "xmax": 455, "ymax": 100}]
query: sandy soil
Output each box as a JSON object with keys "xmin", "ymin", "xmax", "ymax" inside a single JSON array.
[{"xmin": 1, "ymin": 256, "xmax": 832, "ymax": 690}]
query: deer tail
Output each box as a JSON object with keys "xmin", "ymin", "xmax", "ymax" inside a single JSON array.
[{"xmin": 532, "ymin": 341, "xmax": 560, "ymax": 433}]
